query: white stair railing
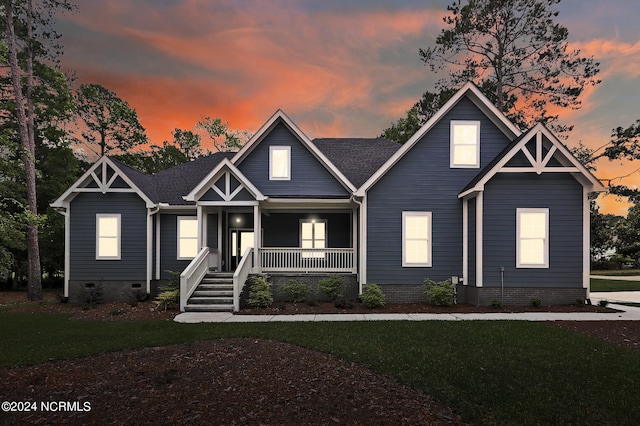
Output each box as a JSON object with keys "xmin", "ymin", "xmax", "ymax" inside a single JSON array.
[
  {"xmin": 180, "ymin": 247, "xmax": 211, "ymax": 312},
  {"xmin": 233, "ymin": 247, "xmax": 253, "ymax": 312}
]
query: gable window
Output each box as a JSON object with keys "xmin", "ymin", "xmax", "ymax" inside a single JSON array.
[
  {"xmin": 177, "ymin": 216, "xmax": 198, "ymax": 260},
  {"xmin": 96, "ymin": 214, "xmax": 121, "ymax": 260},
  {"xmin": 516, "ymin": 208, "xmax": 549, "ymax": 268},
  {"xmin": 270, "ymin": 146, "xmax": 291, "ymax": 180},
  {"xmin": 402, "ymin": 212, "xmax": 432, "ymax": 267},
  {"xmin": 451, "ymin": 121, "xmax": 480, "ymax": 168},
  {"xmin": 301, "ymin": 219, "xmax": 326, "ymax": 258}
]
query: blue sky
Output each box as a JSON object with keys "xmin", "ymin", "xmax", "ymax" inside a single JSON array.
[{"xmin": 58, "ymin": 0, "xmax": 640, "ymax": 214}]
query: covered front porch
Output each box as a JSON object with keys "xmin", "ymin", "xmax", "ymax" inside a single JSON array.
[{"xmin": 180, "ymin": 203, "xmax": 359, "ymax": 311}]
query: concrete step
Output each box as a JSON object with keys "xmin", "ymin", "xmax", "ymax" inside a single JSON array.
[
  {"xmin": 193, "ymin": 289, "xmax": 233, "ymax": 297},
  {"xmin": 188, "ymin": 296, "xmax": 233, "ymax": 304}
]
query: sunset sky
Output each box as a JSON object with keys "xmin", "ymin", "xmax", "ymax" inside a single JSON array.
[{"xmin": 57, "ymin": 0, "xmax": 640, "ymax": 215}]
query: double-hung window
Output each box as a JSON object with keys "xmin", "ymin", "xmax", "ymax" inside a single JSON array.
[
  {"xmin": 177, "ymin": 216, "xmax": 198, "ymax": 260},
  {"xmin": 516, "ymin": 208, "xmax": 549, "ymax": 268},
  {"xmin": 301, "ymin": 219, "xmax": 326, "ymax": 258},
  {"xmin": 270, "ymin": 146, "xmax": 291, "ymax": 180},
  {"xmin": 450, "ymin": 121, "xmax": 480, "ymax": 168},
  {"xmin": 96, "ymin": 214, "xmax": 121, "ymax": 260},
  {"xmin": 402, "ymin": 212, "xmax": 432, "ymax": 267}
]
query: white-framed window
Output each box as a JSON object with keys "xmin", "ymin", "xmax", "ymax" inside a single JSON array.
[
  {"xmin": 516, "ymin": 208, "xmax": 549, "ymax": 268},
  {"xmin": 177, "ymin": 216, "xmax": 198, "ymax": 260},
  {"xmin": 96, "ymin": 214, "xmax": 121, "ymax": 260},
  {"xmin": 402, "ymin": 212, "xmax": 432, "ymax": 267},
  {"xmin": 301, "ymin": 219, "xmax": 326, "ymax": 258},
  {"xmin": 450, "ymin": 121, "xmax": 480, "ymax": 168},
  {"xmin": 270, "ymin": 146, "xmax": 291, "ymax": 180}
]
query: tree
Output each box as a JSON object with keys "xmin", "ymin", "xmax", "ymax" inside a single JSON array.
[
  {"xmin": 614, "ymin": 203, "xmax": 640, "ymax": 267},
  {"xmin": 383, "ymin": 0, "xmax": 600, "ymax": 144},
  {"xmin": 74, "ymin": 83, "xmax": 147, "ymax": 157},
  {"xmin": 421, "ymin": 0, "xmax": 600, "ymax": 133},
  {"xmin": 589, "ymin": 202, "xmax": 617, "ymax": 262},
  {"xmin": 1, "ymin": 0, "xmax": 74, "ymax": 297},
  {"xmin": 196, "ymin": 116, "xmax": 250, "ymax": 152}
]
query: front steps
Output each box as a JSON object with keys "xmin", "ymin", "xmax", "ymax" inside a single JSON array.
[{"xmin": 185, "ymin": 272, "xmax": 234, "ymax": 312}]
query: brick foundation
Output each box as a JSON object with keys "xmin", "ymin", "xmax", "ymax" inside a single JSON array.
[
  {"xmin": 68, "ymin": 280, "xmax": 153, "ymax": 304},
  {"xmin": 456, "ymin": 286, "xmax": 588, "ymax": 306}
]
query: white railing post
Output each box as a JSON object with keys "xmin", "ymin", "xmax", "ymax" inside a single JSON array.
[{"xmin": 259, "ymin": 248, "xmax": 355, "ymax": 273}]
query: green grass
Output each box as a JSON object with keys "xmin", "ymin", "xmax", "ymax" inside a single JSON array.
[
  {"xmin": 590, "ymin": 278, "xmax": 640, "ymax": 292},
  {"xmin": 591, "ymin": 269, "xmax": 640, "ymax": 276},
  {"xmin": 1, "ymin": 312, "xmax": 640, "ymax": 424}
]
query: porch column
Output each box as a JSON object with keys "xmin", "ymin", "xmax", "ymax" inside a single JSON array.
[
  {"xmin": 253, "ymin": 204, "xmax": 261, "ymax": 272},
  {"xmin": 352, "ymin": 207, "xmax": 358, "ymax": 274},
  {"xmin": 197, "ymin": 205, "xmax": 204, "ymax": 250}
]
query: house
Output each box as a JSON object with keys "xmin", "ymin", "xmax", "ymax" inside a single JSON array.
[{"xmin": 52, "ymin": 82, "xmax": 605, "ymax": 310}]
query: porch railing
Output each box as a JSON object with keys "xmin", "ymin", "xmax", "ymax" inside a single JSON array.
[
  {"xmin": 233, "ymin": 247, "xmax": 253, "ymax": 312},
  {"xmin": 180, "ymin": 247, "xmax": 212, "ymax": 312},
  {"xmin": 259, "ymin": 247, "xmax": 355, "ymax": 273}
]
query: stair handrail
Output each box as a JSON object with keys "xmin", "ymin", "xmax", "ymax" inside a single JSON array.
[
  {"xmin": 233, "ymin": 247, "xmax": 253, "ymax": 312},
  {"xmin": 180, "ymin": 247, "xmax": 210, "ymax": 312}
]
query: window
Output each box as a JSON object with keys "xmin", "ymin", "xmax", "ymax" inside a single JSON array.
[
  {"xmin": 96, "ymin": 214, "xmax": 120, "ymax": 260},
  {"xmin": 450, "ymin": 121, "xmax": 480, "ymax": 168},
  {"xmin": 270, "ymin": 146, "xmax": 291, "ymax": 180},
  {"xmin": 402, "ymin": 212, "xmax": 432, "ymax": 267},
  {"xmin": 177, "ymin": 216, "xmax": 198, "ymax": 260},
  {"xmin": 301, "ymin": 219, "xmax": 326, "ymax": 258},
  {"xmin": 516, "ymin": 208, "xmax": 549, "ymax": 268}
]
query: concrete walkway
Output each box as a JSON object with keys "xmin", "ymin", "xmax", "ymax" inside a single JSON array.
[
  {"xmin": 590, "ymin": 274, "xmax": 640, "ymax": 281},
  {"xmin": 174, "ymin": 302, "xmax": 640, "ymax": 323}
]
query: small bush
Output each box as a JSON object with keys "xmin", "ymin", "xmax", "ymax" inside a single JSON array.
[
  {"xmin": 81, "ymin": 283, "xmax": 103, "ymax": 309},
  {"xmin": 282, "ymin": 279, "xmax": 311, "ymax": 303},
  {"xmin": 360, "ymin": 284, "xmax": 385, "ymax": 308},
  {"xmin": 248, "ymin": 275, "xmax": 273, "ymax": 308},
  {"xmin": 334, "ymin": 297, "xmax": 353, "ymax": 309},
  {"xmin": 423, "ymin": 279, "xmax": 455, "ymax": 306},
  {"xmin": 490, "ymin": 300, "xmax": 502, "ymax": 309},
  {"xmin": 319, "ymin": 275, "xmax": 344, "ymax": 301},
  {"xmin": 154, "ymin": 271, "xmax": 180, "ymax": 311},
  {"xmin": 598, "ymin": 299, "xmax": 609, "ymax": 308},
  {"xmin": 530, "ymin": 297, "xmax": 542, "ymax": 308},
  {"xmin": 576, "ymin": 297, "xmax": 585, "ymax": 306}
]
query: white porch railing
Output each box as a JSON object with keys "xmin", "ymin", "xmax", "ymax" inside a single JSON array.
[
  {"xmin": 259, "ymin": 248, "xmax": 355, "ymax": 273},
  {"xmin": 233, "ymin": 247, "xmax": 253, "ymax": 312},
  {"xmin": 180, "ymin": 247, "xmax": 214, "ymax": 312}
]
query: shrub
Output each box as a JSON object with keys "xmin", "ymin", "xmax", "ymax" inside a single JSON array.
[
  {"xmin": 423, "ymin": 279, "xmax": 455, "ymax": 306},
  {"xmin": 360, "ymin": 284, "xmax": 385, "ymax": 308},
  {"xmin": 334, "ymin": 297, "xmax": 354, "ymax": 309},
  {"xmin": 248, "ymin": 275, "xmax": 273, "ymax": 308},
  {"xmin": 319, "ymin": 275, "xmax": 344, "ymax": 301},
  {"xmin": 282, "ymin": 279, "xmax": 311, "ymax": 303},
  {"xmin": 154, "ymin": 271, "xmax": 180, "ymax": 311},
  {"xmin": 490, "ymin": 300, "xmax": 502, "ymax": 309},
  {"xmin": 598, "ymin": 299, "xmax": 609, "ymax": 308},
  {"xmin": 576, "ymin": 297, "xmax": 585, "ymax": 306},
  {"xmin": 530, "ymin": 297, "xmax": 542, "ymax": 308},
  {"xmin": 81, "ymin": 283, "xmax": 103, "ymax": 309}
]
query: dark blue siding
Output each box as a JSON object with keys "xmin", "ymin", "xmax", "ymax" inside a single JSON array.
[
  {"xmin": 483, "ymin": 173, "xmax": 583, "ymax": 288},
  {"xmin": 367, "ymin": 97, "xmax": 513, "ymax": 285},
  {"xmin": 262, "ymin": 212, "xmax": 352, "ymax": 247},
  {"xmin": 159, "ymin": 213, "xmax": 195, "ymax": 280},
  {"xmin": 238, "ymin": 122, "xmax": 349, "ymax": 197},
  {"xmin": 70, "ymin": 192, "xmax": 147, "ymax": 281}
]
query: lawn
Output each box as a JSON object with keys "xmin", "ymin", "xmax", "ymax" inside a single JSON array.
[
  {"xmin": 591, "ymin": 269, "xmax": 640, "ymax": 276},
  {"xmin": 590, "ymin": 278, "xmax": 640, "ymax": 292},
  {"xmin": 1, "ymin": 312, "xmax": 639, "ymax": 425}
]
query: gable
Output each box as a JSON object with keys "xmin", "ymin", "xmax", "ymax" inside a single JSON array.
[
  {"xmin": 459, "ymin": 124, "xmax": 605, "ymax": 198},
  {"xmin": 183, "ymin": 158, "xmax": 264, "ymax": 204},
  {"xmin": 51, "ymin": 157, "xmax": 156, "ymax": 209},
  {"xmin": 236, "ymin": 120, "xmax": 350, "ymax": 197}
]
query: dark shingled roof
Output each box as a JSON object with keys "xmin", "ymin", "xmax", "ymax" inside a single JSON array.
[
  {"xmin": 312, "ymin": 138, "xmax": 401, "ymax": 188},
  {"xmin": 112, "ymin": 152, "xmax": 235, "ymax": 205}
]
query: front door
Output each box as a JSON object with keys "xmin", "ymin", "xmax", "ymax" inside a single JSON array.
[{"xmin": 230, "ymin": 229, "xmax": 254, "ymax": 270}]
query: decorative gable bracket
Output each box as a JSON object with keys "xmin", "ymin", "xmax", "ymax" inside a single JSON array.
[{"xmin": 499, "ymin": 131, "xmax": 578, "ymax": 175}]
